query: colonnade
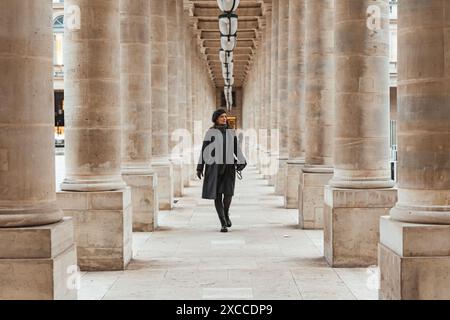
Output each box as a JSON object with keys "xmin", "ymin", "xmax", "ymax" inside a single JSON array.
[
  {"xmin": 242, "ymin": 0, "xmax": 450, "ymax": 299},
  {"xmin": 0, "ymin": 0, "xmax": 216, "ymax": 299},
  {"xmin": 0, "ymin": 0, "xmax": 449, "ymax": 300}
]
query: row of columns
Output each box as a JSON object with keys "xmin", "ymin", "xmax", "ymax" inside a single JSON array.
[
  {"xmin": 242, "ymin": 0, "xmax": 450, "ymax": 299},
  {"xmin": 0, "ymin": 0, "xmax": 216, "ymax": 299}
]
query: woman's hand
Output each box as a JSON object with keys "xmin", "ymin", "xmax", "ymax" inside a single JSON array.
[{"xmin": 196, "ymin": 170, "xmax": 203, "ymax": 180}]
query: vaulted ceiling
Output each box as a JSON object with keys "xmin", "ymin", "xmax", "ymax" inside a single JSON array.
[{"xmin": 185, "ymin": 0, "xmax": 271, "ymax": 88}]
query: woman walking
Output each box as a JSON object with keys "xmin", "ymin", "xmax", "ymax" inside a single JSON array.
[{"xmin": 197, "ymin": 109, "xmax": 247, "ymax": 232}]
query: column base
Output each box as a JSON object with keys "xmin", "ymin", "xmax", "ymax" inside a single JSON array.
[
  {"xmin": 152, "ymin": 161, "xmax": 174, "ymax": 210},
  {"xmin": 323, "ymin": 186, "xmax": 397, "ymax": 267},
  {"xmin": 123, "ymin": 173, "xmax": 158, "ymax": 232},
  {"xmin": 284, "ymin": 160, "xmax": 305, "ymax": 209},
  {"xmin": 0, "ymin": 218, "xmax": 78, "ymax": 300},
  {"xmin": 299, "ymin": 170, "xmax": 333, "ymax": 230},
  {"xmin": 275, "ymin": 157, "xmax": 288, "ymax": 195},
  {"xmin": 171, "ymin": 158, "xmax": 184, "ymax": 198},
  {"xmin": 57, "ymin": 189, "xmax": 132, "ymax": 271},
  {"xmin": 379, "ymin": 216, "xmax": 450, "ymax": 300},
  {"xmin": 183, "ymin": 163, "xmax": 191, "ymax": 187}
]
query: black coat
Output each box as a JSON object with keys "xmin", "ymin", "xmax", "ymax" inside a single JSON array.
[{"xmin": 197, "ymin": 125, "xmax": 246, "ymax": 200}]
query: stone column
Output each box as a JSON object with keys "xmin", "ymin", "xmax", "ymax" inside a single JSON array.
[
  {"xmin": 190, "ymin": 40, "xmax": 199, "ymax": 181},
  {"xmin": 284, "ymin": 0, "xmax": 306, "ymax": 209},
  {"xmin": 269, "ymin": 0, "xmax": 279, "ymax": 186},
  {"xmin": 299, "ymin": 0, "xmax": 335, "ymax": 229},
  {"xmin": 58, "ymin": 0, "xmax": 132, "ymax": 271},
  {"xmin": 324, "ymin": 0, "xmax": 397, "ymax": 267},
  {"xmin": 184, "ymin": 24, "xmax": 193, "ymax": 186},
  {"xmin": 379, "ymin": 0, "xmax": 450, "ymax": 300},
  {"xmin": 263, "ymin": 9, "xmax": 273, "ymax": 180},
  {"xmin": 275, "ymin": 0, "xmax": 290, "ymax": 196},
  {"xmin": 120, "ymin": 0, "xmax": 158, "ymax": 232},
  {"xmin": 150, "ymin": 0, "xmax": 174, "ymax": 210},
  {"xmin": 167, "ymin": 0, "xmax": 183, "ymax": 198},
  {"xmin": 258, "ymin": 29, "xmax": 267, "ymax": 174},
  {"xmin": 177, "ymin": 0, "xmax": 189, "ymax": 189},
  {"xmin": 0, "ymin": 0, "xmax": 77, "ymax": 299}
]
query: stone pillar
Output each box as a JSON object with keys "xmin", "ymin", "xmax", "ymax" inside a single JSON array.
[
  {"xmin": 0, "ymin": 0, "xmax": 77, "ymax": 299},
  {"xmin": 258, "ymin": 29, "xmax": 267, "ymax": 174},
  {"xmin": 299, "ymin": 0, "xmax": 335, "ymax": 229},
  {"xmin": 167, "ymin": 0, "xmax": 183, "ymax": 199},
  {"xmin": 284, "ymin": 0, "xmax": 306, "ymax": 209},
  {"xmin": 379, "ymin": 0, "xmax": 450, "ymax": 300},
  {"xmin": 58, "ymin": 0, "xmax": 132, "ymax": 271},
  {"xmin": 269, "ymin": 0, "xmax": 279, "ymax": 187},
  {"xmin": 120, "ymin": 0, "xmax": 158, "ymax": 232},
  {"xmin": 263, "ymin": 10, "xmax": 273, "ymax": 180},
  {"xmin": 184, "ymin": 24, "xmax": 193, "ymax": 187},
  {"xmin": 275, "ymin": 0, "xmax": 290, "ymax": 196},
  {"xmin": 150, "ymin": 0, "xmax": 174, "ymax": 210},
  {"xmin": 324, "ymin": 0, "xmax": 397, "ymax": 267},
  {"xmin": 190, "ymin": 39, "xmax": 199, "ymax": 181},
  {"xmin": 176, "ymin": 0, "xmax": 189, "ymax": 190}
]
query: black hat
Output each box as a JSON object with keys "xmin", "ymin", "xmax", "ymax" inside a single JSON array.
[{"xmin": 212, "ymin": 108, "xmax": 227, "ymax": 123}]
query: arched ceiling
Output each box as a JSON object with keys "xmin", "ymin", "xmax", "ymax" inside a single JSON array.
[{"xmin": 185, "ymin": 0, "xmax": 271, "ymax": 88}]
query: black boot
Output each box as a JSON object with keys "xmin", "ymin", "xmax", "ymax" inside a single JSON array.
[
  {"xmin": 224, "ymin": 209, "xmax": 232, "ymax": 228},
  {"xmin": 217, "ymin": 209, "xmax": 228, "ymax": 233}
]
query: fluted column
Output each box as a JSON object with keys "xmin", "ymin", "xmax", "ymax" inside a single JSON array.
[
  {"xmin": 284, "ymin": 0, "xmax": 306, "ymax": 209},
  {"xmin": 120, "ymin": 0, "xmax": 158, "ymax": 231},
  {"xmin": 150, "ymin": 0, "xmax": 173, "ymax": 210},
  {"xmin": 323, "ymin": 0, "xmax": 397, "ymax": 267},
  {"xmin": 0, "ymin": 0, "xmax": 76, "ymax": 299},
  {"xmin": 298, "ymin": 0, "xmax": 334, "ymax": 228},
  {"xmin": 379, "ymin": 0, "xmax": 450, "ymax": 300},
  {"xmin": 269, "ymin": 0, "xmax": 279, "ymax": 186},
  {"xmin": 274, "ymin": 0, "xmax": 290, "ymax": 195}
]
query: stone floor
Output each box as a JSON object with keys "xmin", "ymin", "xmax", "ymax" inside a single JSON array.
[{"xmin": 55, "ymin": 156, "xmax": 378, "ymax": 300}]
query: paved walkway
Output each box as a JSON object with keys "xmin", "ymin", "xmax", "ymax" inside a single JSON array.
[{"xmin": 56, "ymin": 157, "xmax": 377, "ymax": 300}]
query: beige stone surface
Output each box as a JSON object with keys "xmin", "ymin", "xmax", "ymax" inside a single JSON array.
[
  {"xmin": 0, "ymin": 0, "xmax": 62, "ymax": 227},
  {"xmin": 389, "ymin": 0, "xmax": 450, "ymax": 224},
  {"xmin": 172, "ymin": 159, "xmax": 184, "ymax": 198},
  {"xmin": 123, "ymin": 173, "xmax": 158, "ymax": 232},
  {"xmin": 379, "ymin": 244, "xmax": 450, "ymax": 300},
  {"xmin": 287, "ymin": 0, "xmax": 306, "ymax": 162},
  {"xmin": 299, "ymin": 172, "xmax": 333, "ymax": 230},
  {"xmin": 330, "ymin": 0, "xmax": 392, "ymax": 189},
  {"xmin": 62, "ymin": 0, "xmax": 126, "ymax": 192},
  {"xmin": 275, "ymin": 158, "xmax": 288, "ymax": 196},
  {"xmin": 277, "ymin": 0, "xmax": 290, "ymax": 158},
  {"xmin": 269, "ymin": 0, "xmax": 279, "ymax": 165},
  {"xmin": 379, "ymin": 217, "xmax": 450, "ymax": 299},
  {"xmin": 323, "ymin": 186, "xmax": 397, "ymax": 267},
  {"xmin": 57, "ymin": 189, "xmax": 133, "ymax": 271},
  {"xmin": 285, "ymin": 161, "xmax": 304, "ymax": 209},
  {"xmin": 153, "ymin": 162, "xmax": 174, "ymax": 210},
  {"xmin": 150, "ymin": 0, "xmax": 175, "ymax": 206},
  {"xmin": 0, "ymin": 219, "xmax": 77, "ymax": 300},
  {"xmin": 120, "ymin": 0, "xmax": 153, "ymax": 175},
  {"xmin": 304, "ymin": 0, "xmax": 335, "ymax": 170}
]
